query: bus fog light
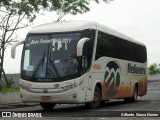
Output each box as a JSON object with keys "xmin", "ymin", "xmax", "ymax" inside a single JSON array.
[{"xmin": 20, "ymin": 94, "xmax": 24, "ymax": 98}]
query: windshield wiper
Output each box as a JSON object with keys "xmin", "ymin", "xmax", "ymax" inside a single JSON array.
[
  {"xmin": 48, "ymin": 51, "xmax": 60, "ymax": 78},
  {"xmin": 46, "ymin": 43, "xmax": 60, "ymax": 78},
  {"xmin": 49, "ymin": 58, "xmax": 60, "ymax": 77},
  {"xmin": 32, "ymin": 52, "xmax": 45, "ymax": 78}
]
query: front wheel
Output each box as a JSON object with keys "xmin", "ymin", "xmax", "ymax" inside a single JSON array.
[
  {"xmin": 40, "ymin": 103, "xmax": 56, "ymax": 110},
  {"xmin": 85, "ymin": 86, "xmax": 101, "ymax": 109}
]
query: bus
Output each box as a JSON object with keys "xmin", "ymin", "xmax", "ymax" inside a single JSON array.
[{"xmin": 11, "ymin": 21, "xmax": 147, "ymax": 110}]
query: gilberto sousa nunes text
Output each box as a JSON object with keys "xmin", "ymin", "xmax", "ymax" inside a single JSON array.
[{"xmin": 121, "ymin": 112, "xmax": 159, "ymax": 117}]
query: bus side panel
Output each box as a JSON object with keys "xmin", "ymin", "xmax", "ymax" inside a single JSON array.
[
  {"xmin": 91, "ymin": 58, "xmax": 131, "ymax": 100},
  {"xmin": 106, "ymin": 74, "xmax": 131, "ymax": 99},
  {"xmin": 91, "ymin": 57, "xmax": 147, "ymax": 101}
]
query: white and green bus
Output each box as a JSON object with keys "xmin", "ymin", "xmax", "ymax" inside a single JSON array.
[{"xmin": 11, "ymin": 21, "xmax": 147, "ymax": 110}]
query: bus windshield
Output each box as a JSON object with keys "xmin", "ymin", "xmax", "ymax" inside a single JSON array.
[{"xmin": 21, "ymin": 32, "xmax": 81, "ymax": 82}]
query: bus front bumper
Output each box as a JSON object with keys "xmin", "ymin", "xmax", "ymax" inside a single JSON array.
[{"xmin": 20, "ymin": 87, "xmax": 92, "ymax": 104}]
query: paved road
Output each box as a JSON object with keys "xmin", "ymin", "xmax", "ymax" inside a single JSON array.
[{"xmin": 0, "ymin": 80, "xmax": 160, "ymax": 120}]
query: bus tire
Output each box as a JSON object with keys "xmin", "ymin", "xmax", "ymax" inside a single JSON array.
[
  {"xmin": 124, "ymin": 85, "xmax": 138, "ymax": 103},
  {"xmin": 40, "ymin": 103, "xmax": 56, "ymax": 110},
  {"xmin": 130, "ymin": 85, "xmax": 138, "ymax": 102},
  {"xmin": 85, "ymin": 86, "xmax": 101, "ymax": 109}
]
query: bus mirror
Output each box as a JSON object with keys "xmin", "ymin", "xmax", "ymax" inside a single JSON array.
[
  {"xmin": 77, "ymin": 38, "xmax": 90, "ymax": 57},
  {"xmin": 11, "ymin": 40, "xmax": 24, "ymax": 59}
]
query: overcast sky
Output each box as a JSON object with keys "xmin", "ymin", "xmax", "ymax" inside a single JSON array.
[{"xmin": 4, "ymin": 0, "xmax": 160, "ymax": 73}]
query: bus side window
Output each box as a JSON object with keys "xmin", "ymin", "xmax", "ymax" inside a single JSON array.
[
  {"xmin": 81, "ymin": 41, "xmax": 93, "ymax": 73},
  {"xmin": 96, "ymin": 31, "xmax": 112, "ymax": 60}
]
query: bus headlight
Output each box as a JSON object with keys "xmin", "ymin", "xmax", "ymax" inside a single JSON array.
[
  {"xmin": 20, "ymin": 81, "xmax": 32, "ymax": 91},
  {"xmin": 20, "ymin": 83, "xmax": 31, "ymax": 91},
  {"xmin": 61, "ymin": 80, "xmax": 83, "ymax": 91}
]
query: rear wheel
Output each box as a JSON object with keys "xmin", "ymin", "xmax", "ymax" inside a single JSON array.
[
  {"xmin": 40, "ymin": 103, "xmax": 56, "ymax": 110},
  {"xmin": 130, "ymin": 85, "xmax": 138, "ymax": 102},
  {"xmin": 100, "ymin": 101, "xmax": 106, "ymax": 107},
  {"xmin": 85, "ymin": 86, "xmax": 101, "ymax": 109},
  {"xmin": 124, "ymin": 85, "xmax": 138, "ymax": 103}
]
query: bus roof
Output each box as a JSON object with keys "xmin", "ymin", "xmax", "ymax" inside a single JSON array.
[{"xmin": 29, "ymin": 21, "xmax": 145, "ymax": 46}]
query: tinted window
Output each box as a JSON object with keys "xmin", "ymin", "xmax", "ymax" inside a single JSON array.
[
  {"xmin": 21, "ymin": 33, "xmax": 81, "ymax": 82},
  {"xmin": 81, "ymin": 29, "xmax": 95, "ymax": 71},
  {"xmin": 96, "ymin": 31, "xmax": 147, "ymax": 63}
]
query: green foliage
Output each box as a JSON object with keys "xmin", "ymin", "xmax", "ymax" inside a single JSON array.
[
  {"xmin": 148, "ymin": 63, "xmax": 160, "ymax": 75},
  {"xmin": 0, "ymin": 0, "xmax": 11, "ymax": 7},
  {"xmin": 0, "ymin": 83, "xmax": 3, "ymax": 91},
  {"xmin": 7, "ymin": 1, "xmax": 39, "ymax": 22},
  {"xmin": 1, "ymin": 0, "xmax": 90, "ymax": 22},
  {"xmin": 0, "ymin": 87, "xmax": 20, "ymax": 92},
  {"xmin": 0, "ymin": 81, "xmax": 19, "ymax": 93},
  {"xmin": 94, "ymin": 0, "xmax": 114, "ymax": 3},
  {"xmin": 1, "ymin": 0, "xmax": 114, "ymax": 22}
]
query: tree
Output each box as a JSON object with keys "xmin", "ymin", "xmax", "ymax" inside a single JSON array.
[
  {"xmin": 0, "ymin": 0, "xmax": 11, "ymax": 6},
  {"xmin": 40, "ymin": 0, "xmax": 114, "ymax": 21},
  {"xmin": 0, "ymin": 0, "xmax": 114, "ymax": 86},
  {"xmin": 0, "ymin": 1, "xmax": 34, "ymax": 86},
  {"xmin": 148, "ymin": 63, "xmax": 160, "ymax": 75}
]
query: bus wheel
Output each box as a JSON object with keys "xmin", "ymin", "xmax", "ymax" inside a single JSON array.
[
  {"xmin": 130, "ymin": 85, "xmax": 138, "ymax": 102},
  {"xmin": 40, "ymin": 103, "xmax": 56, "ymax": 110},
  {"xmin": 124, "ymin": 85, "xmax": 138, "ymax": 103},
  {"xmin": 85, "ymin": 86, "xmax": 101, "ymax": 109}
]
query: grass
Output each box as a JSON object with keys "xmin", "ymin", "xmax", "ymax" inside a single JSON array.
[{"xmin": 0, "ymin": 87, "xmax": 20, "ymax": 92}]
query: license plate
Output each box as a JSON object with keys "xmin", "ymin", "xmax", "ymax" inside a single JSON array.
[{"xmin": 41, "ymin": 96, "xmax": 51, "ymax": 100}]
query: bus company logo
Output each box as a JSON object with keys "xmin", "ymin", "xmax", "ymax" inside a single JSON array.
[
  {"xmin": 104, "ymin": 61, "xmax": 121, "ymax": 97},
  {"xmin": 43, "ymin": 89, "xmax": 48, "ymax": 93}
]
